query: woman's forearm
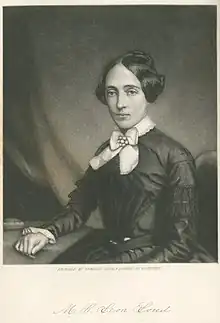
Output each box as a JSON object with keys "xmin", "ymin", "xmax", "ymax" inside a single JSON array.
[{"xmin": 43, "ymin": 206, "xmax": 84, "ymax": 238}]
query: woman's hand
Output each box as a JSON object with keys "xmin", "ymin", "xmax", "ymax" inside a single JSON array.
[{"xmin": 14, "ymin": 233, "xmax": 49, "ymax": 258}]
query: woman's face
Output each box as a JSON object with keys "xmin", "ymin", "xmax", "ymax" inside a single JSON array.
[{"xmin": 105, "ymin": 63, "xmax": 148, "ymax": 130}]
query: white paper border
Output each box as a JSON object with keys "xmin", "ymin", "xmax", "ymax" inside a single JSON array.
[{"xmin": 0, "ymin": 1, "xmax": 219, "ymax": 323}]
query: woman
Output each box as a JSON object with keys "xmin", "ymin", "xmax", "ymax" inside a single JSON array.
[{"xmin": 15, "ymin": 50, "xmax": 214, "ymax": 263}]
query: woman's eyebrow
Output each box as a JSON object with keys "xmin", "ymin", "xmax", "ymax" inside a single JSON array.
[
  {"xmin": 124, "ymin": 85, "xmax": 140, "ymax": 89},
  {"xmin": 105, "ymin": 86, "xmax": 117, "ymax": 90}
]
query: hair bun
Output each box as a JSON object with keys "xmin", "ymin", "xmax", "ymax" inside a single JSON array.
[
  {"xmin": 96, "ymin": 50, "xmax": 165, "ymax": 105},
  {"xmin": 126, "ymin": 50, "xmax": 155, "ymax": 69}
]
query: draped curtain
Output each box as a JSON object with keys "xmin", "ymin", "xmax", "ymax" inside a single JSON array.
[
  {"xmin": 4, "ymin": 8, "xmax": 83, "ymax": 205},
  {"xmin": 3, "ymin": 6, "xmax": 217, "ymax": 206}
]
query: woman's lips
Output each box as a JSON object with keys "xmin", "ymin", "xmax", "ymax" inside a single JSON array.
[{"xmin": 114, "ymin": 113, "xmax": 130, "ymax": 119}]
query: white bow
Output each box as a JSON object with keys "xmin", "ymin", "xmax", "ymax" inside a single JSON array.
[{"xmin": 89, "ymin": 116, "xmax": 155, "ymax": 175}]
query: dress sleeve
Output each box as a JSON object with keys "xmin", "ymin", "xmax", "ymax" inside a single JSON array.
[
  {"xmin": 141, "ymin": 155, "xmax": 198, "ymax": 263},
  {"xmin": 101, "ymin": 148, "xmax": 199, "ymax": 263},
  {"xmin": 41, "ymin": 166, "xmax": 98, "ymax": 239}
]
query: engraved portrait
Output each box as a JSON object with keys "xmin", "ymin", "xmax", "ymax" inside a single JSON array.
[{"xmin": 3, "ymin": 5, "xmax": 217, "ymax": 264}]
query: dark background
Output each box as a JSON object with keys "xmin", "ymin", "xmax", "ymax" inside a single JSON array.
[{"xmin": 3, "ymin": 6, "xmax": 217, "ymax": 256}]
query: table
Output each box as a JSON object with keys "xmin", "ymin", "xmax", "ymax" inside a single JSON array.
[{"xmin": 3, "ymin": 222, "xmax": 92, "ymax": 265}]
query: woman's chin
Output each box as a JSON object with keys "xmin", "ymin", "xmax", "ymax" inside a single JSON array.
[{"xmin": 114, "ymin": 119, "xmax": 135, "ymax": 130}]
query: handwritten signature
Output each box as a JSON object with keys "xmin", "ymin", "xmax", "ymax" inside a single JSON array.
[{"xmin": 53, "ymin": 302, "xmax": 171, "ymax": 315}]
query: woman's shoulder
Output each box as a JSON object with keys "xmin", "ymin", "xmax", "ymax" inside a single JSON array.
[
  {"xmin": 139, "ymin": 127, "xmax": 194, "ymax": 164},
  {"xmin": 94, "ymin": 139, "xmax": 110, "ymax": 156}
]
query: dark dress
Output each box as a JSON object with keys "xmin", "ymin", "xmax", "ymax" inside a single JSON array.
[{"xmin": 43, "ymin": 128, "xmax": 214, "ymax": 263}]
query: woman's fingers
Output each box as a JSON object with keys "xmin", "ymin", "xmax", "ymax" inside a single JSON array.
[
  {"xmin": 15, "ymin": 238, "xmax": 24, "ymax": 253},
  {"xmin": 14, "ymin": 235, "xmax": 33, "ymax": 255},
  {"xmin": 27, "ymin": 236, "xmax": 37, "ymax": 255},
  {"xmin": 23, "ymin": 236, "xmax": 29, "ymax": 255},
  {"xmin": 19, "ymin": 238, "xmax": 24, "ymax": 253},
  {"xmin": 14, "ymin": 239, "xmax": 21, "ymax": 251},
  {"xmin": 22, "ymin": 228, "xmax": 32, "ymax": 235},
  {"xmin": 31, "ymin": 239, "xmax": 46, "ymax": 255},
  {"xmin": 14, "ymin": 233, "xmax": 48, "ymax": 257},
  {"xmin": 22, "ymin": 228, "xmax": 27, "ymax": 235}
]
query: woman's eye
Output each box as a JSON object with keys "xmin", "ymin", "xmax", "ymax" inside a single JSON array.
[
  {"xmin": 106, "ymin": 91, "xmax": 117, "ymax": 97},
  {"xmin": 127, "ymin": 89, "xmax": 138, "ymax": 96}
]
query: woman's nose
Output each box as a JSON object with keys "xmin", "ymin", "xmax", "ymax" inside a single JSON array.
[{"xmin": 117, "ymin": 93, "xmax": 127, "ymax": 110}]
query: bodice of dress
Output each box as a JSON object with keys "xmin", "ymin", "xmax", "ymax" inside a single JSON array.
[
  {"xmin": 43, "ymin": 128, "xmax": 214, "ymax": 262},
  {"xmin": 95, "ymin": 141, "xmax": 167, "ymax": 241}
]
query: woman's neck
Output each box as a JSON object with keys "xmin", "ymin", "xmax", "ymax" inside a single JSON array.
[{"xmin": 118, "ymin": 115, "xmax": 156, "ymax": 136}]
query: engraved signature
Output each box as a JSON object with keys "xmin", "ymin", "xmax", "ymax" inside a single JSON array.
[{"xmin": 53, "ymin": 302, "xmax": 171, "ymax": 315}]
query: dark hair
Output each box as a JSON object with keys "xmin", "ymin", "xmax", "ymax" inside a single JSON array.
[{"xmin": 95, "ymin": 50, "xmax": 165, "ymax": 104}]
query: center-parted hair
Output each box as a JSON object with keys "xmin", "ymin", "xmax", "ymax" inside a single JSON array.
[{"xmin": 95, "ymin": 50, "xmax": 165, "ymax": 104}]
